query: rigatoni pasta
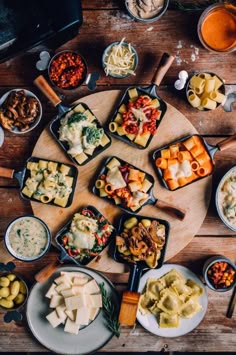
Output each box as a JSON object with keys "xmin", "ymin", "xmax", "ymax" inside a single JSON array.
[{"xmin": 187, "ymin": 72, "xmax": 225, "ymax": 110}]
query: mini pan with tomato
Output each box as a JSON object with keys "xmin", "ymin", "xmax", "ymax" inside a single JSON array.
[
  {"xmin": 92, "ymin": 156, "xmax": 186, "ymax": 220},
  {"xmin": 107, "ymin": 53, "xmax": 174, "ymax": 149},
  {"xmin": 34, "ymin": 206, "xmax": 116, "ymax": 283},
  {"xmin": 112, "ymin": 213, "xmax": 169, "ymax": 326},
  {"xmin": 153, "ymin": 133, "xmax": 236, "ymax": 191}
]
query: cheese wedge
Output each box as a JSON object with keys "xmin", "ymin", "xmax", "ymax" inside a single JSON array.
[
  {"xmin": 65, "ymin": 310, "xmax": 76, "ymax": 321},
  {"xmin": 50, "ymin": 295, "xmax": 64, "ymax": 308}
]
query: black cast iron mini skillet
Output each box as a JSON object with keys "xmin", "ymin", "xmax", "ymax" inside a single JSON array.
[
  {"xmin": 50, "ymin": 101, "xmax": 111, "ymax": 166},
  {"xmin": 0, "ymin": 156, "xmax": 78, "ymax": 207},
  {"xmin": 108, "ymin": 52, "xmax": 174, "ymax": 149},
  {"xmin": 152, "ymin": 133, "xmax": 236, "ymax": 190},
  {"xmin": 92, "ymin": 156, "xmax": 186, "ymax": 220},
  {"xmin": 112, "ymin": 213, "xmax": 169, "ymax": 326},
  {"xmin": 34, "ymin": 206, "xmax": 116, "ymax": 283}
]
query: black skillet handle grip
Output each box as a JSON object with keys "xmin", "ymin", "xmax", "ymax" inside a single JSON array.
[
  {"xmin": 34, "ymin": 75, "xmax": 61, "ymax": 107},
  {"xmin": 155, "ymin": 199, "xmax": 186, "ymax": 220},
  {"xmin": 0, "ymin": 167, "xmax": 14, "ymax": 179},
  {"xmin": 217, "ymin": 133, "xmax": 236, "ymax": 152},
  {"xmin": 35, "ymin": 259, "xmax": 60, "ymax": 283},
  {"xmin": 152, "ymin": 53, "xmax": 175, "ymax": 87}
]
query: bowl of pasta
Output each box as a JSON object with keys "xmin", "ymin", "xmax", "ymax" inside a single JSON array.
[
  {"xmin": 186, "ymin": 71, "xmax": 226, "ymax": 111},
  {"xmin": 215, "ymin": 166, "xmax": 236, "ymax": 232}
]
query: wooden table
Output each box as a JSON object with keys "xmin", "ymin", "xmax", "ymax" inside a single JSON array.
[{"xmin": 0, "ymin": 1, "xmax": 235, "ymax": 353}]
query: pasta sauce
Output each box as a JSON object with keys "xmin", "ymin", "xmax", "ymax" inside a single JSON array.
[
  {"xmin": 8, "ymin": 217, "xmax": 48, "ymax": 260},
  {"xmin": 201, "ymin": 7, "xmax": 236, "ymax": 51}
]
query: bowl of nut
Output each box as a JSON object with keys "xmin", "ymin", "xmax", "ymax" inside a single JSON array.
[
  {"xmin": 0, "ymin": 89, "xmax": 42, "ymax": 134},
  {"xmin": 203, "ymin": 255, "xmax": 236, "ymax": 292}
]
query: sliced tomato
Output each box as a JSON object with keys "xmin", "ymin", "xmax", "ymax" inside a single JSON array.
[{"xmin": 67, "ymin": 248, "xmax": 79, "ymax": 257}]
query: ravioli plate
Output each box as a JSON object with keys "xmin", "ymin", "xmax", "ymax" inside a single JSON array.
[{"xmin": 137, "ymin": 264, "xmax": 208, "ymax": 337}]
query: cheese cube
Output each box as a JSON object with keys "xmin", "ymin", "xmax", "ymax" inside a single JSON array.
[
  {"xmin": 65, "ymin": 310, "xmax": 76, "ymax": 321},
  {"xmin": 50, "ymin": 295, "xmax": 64, "ymax": 308},
  {"xmin": 65, "ymin": 294, "xmax": 86, "ymax": 311},
  {"xmin": 64, "ymin": 318, "xmax": 80, "ymax": 335},
  {"xmin": 56, "ymin": 305, "xmax": 67, "ymax": 322},
  {"xmin": 54, "ymin": 274, "xmax": 71, "ymax": 285},
  {"xmin": 89, "ymin": 307, "xmax": 100, "ymax": 321},
  {"xmin": 76, "ymin": 307, "xmax": 90, "ymax": 326},
  {"xmin": 45, "ymin": 283, "xmax": 57, "ymax": 299},
  {"xmin": 83, "ymin": 279, "xmax": 100, "ymax": 294},
  {"xmin": 73, "ymin": 276, "xmax": 88, "ymax": 286},
  {"xmin": 55, "ymin": 282, "xmax": 71, "ymax": 294},
  {"xmin": 72, "ymin": 285, "xmax": 85, "ymax": 295},
  {"xmin": 46, "ymin": 310, "xmax": 63, "ymax": 328},
  {"xmin": 90, "ymin": 294, "xmax": 102, "ymax": 308},
  {"xmin": 61, "ymin": 288, "xmax": 75, "ymax": 298}
]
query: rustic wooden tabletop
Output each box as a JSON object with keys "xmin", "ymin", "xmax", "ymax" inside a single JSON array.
[{"xmin": 0, "ymin": 0, "xmax": 235, "ymax": 353}]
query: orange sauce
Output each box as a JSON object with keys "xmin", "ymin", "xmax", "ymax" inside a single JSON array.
[{"xmin": 201, "ymin": 8, "xmax": 236, "ymax": 51}]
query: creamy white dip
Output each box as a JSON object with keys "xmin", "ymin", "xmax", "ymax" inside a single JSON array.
[
  {"xmin": 7, "ymin": 217, "xmax": 49, "ymax": 260},
  {"xmin": 126, "ymin": 0, "xmax": 164, "ymax": 19},
  {"xmin": 218, "ymin": 169, "xmax": 236, "ymax": 229}
]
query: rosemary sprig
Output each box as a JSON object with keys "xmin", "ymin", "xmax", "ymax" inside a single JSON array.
[
  {"xmin": 170, "ymin": 0, "xmax": 219, "ymax": 11},
  {"xmin": 99, "ymin": 282, "xmax": 121, "ymax": 338}
]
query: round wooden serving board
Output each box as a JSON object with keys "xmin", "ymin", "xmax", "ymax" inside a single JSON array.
[{"xmin": 31, "ymin": 90, "xmax": 212, "ymax": 273}]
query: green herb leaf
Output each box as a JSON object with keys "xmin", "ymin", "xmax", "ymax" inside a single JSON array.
[
  {"xmin": 68, "ymin": 112, "xmax": 87, "ymax": 126},
  {"xmin": 99, "ymin": 282, "xmax": 121, "ymax": 338},
  {"xmin": 82, "ymin": 126, "xmax": 104, "ymax": 145}
]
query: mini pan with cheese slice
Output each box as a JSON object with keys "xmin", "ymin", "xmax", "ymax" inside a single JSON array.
[{"xmin": 152, "ymin": 133, "xmax": 236, "ymax": 191}]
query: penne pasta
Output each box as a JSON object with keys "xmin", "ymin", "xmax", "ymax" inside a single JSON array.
[
  {"xmin": 205, "ymin": 78, "xmax": 215, "ymax": 93},
  {"xmin": 201, "ymin": 97, "xmax": 217, "ymax": 110},
  {"xmin": 109, "ymin": 122, "xmax": 118, "ymax": 133},
  {"xmin": 169, "ymin": 144, "xmax": 179, "ymax": 158},
  {"xmin": 178, "ymin": 151, "xmax": 192, "ymax": 162},
  {"xmin": 195, "ymin": 151, "xmax": 211, "ymax": 166},
  {"xmin": 190, "ymin": 160, "xmax": 200, "ymax": 171},
  {"xmin": 209, "ymin": 91, "xmax": 226, "ymax": 104},
  {"xmin": 155, "ymin": 157, "xmax": 168, "ymax": 170},
  {"xmin": 188, "ymin": 93, "xmax": 201, "ymax": 108},
  {"xmin": 167, "ymin": 179, "xmax": 179, "ymax": 190},
  {"xmin": 95, "ymin": 179, "xmax": 105, "ymax": 189},
  {"xmin": 104, "ymin": 183, "xmax": 113, "ymax": 194},
  {"xmin": 161, "ymin": 148, "xmax": 171, "ymax": 159},
  {"xmin": 168, "ymin": 159, "xmax": 178, "ymax": 167},
  {"xmin": 182, "ymin": 136, "xmax": 196, "ymax": 151},
  {"xmin": 190, "ymin": 145, "xmax": 204, "ymax": 158},
  {"xmin": 178, "ymin": 176, "xmax": 188, "ymax": 187}
]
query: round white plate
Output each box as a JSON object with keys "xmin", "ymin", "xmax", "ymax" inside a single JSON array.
[
  {"xmin": 26, "ymin": 266, "xmax": 119, "ymax": 354},
  {"xmin": 137, "ymin": 264, "xmax": 208, "ymax": 337}
]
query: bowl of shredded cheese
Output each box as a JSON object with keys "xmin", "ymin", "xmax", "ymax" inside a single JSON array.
[{"xmin": 102, "ymin": 39, "xmax": 138, "ymax": 78}]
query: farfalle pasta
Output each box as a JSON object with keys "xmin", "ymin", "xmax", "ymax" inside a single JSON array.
[{"xmin": 138, "ymin": 269, "xmax": 203, "ymax": 328}]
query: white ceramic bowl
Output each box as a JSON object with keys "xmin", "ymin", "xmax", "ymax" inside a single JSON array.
[
  {"xmin": 4, "ymin": 215, "xmax": 51, "ymax": 262},
  {"xmin": 215, "ymin": 166, "xmax": 236, "ymax": 232},
  {"xmin": 0, "ymin": 89, "xmax": 42, "ymax": 134}
]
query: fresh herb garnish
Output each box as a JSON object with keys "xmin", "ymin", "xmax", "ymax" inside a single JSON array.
[
  {"xmin": 68, "ymin": 112, "xmax": 87, "ymax": 126},
  {"xmin": 82, "ymin": 126, "xmax": 104, "ymax": 145},
  {"xmin": 17, "ymin": 229, "xmax": 21, "ymax": 237},
  {"xmin": 99, "ymin": 283, "xmax": 121, "ymax": 338}
]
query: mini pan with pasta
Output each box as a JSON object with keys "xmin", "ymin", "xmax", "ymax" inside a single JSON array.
[
  {"xmin": 92, "ymin": 155, "xmax": 186, "ymax": 220},
  {"xmin": 107, "ymin": 53, "xmax": 174, "ymax": 149},
  {"xmin": 0, "ymin": 156, "xmax": 78, "ymax": 208},
  {"xmin": 152, "ymin": 134, "xmax": 236, "ymax": 191}
]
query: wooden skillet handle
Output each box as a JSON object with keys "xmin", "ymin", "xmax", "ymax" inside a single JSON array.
[
  {"xmin": 152, "ymin": 53, "xmax": 175, "ymax": 87},
  {"xmin": 34, "ymin": 75, "xmax": 62, "ymax": 107},
  {"xmin": 0, "ymin": 167, "xmax": 14, "ymax": 179},
  {"xmin": 217, "ymin": 134, "xmax": 236, "ymax": 151},
  {"xmin": 155, "ymin": 199, "xmax": 186, "ymax": 220},
  {"xmin": 119, "ymin": 291, "xmax": 140, "ymax": 326},
  {"xmin": 35, "ymin": 260, "xmax": 61, "ymax": 283}
]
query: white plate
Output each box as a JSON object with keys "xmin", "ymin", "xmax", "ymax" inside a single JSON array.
[
  {"xmin": 136, "ymin": 264, "xmax": 208, "ymax": 337},
  {"xmin": 26, "ymin": 266, "xmax": 119, "ymax": 354}
]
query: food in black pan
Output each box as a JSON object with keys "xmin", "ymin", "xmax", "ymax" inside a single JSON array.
[
  {"xmin": 108, "ymin": 88, "xmax": 162, "ymax": 148},
  {"xmin": 59, "ymin": 207, "xmax": 115, "ymax": 264},
  {"xmin": 154, "ymin": 135, "xmax": 214, "ymax": 190},
  {"xmin": 95, "ymin": 157, "xmax": 153, "ymax": 212},
  {"xmin": 22, "ymin": 159, "xmax": 76, "ymax": 207},
  {"xmin": 116, "ymin": 216, "xmax": 167, "ymax": 268},
  {"xmin": 52, "ymin": 102, "xmax": 111, "ymax": 165}
]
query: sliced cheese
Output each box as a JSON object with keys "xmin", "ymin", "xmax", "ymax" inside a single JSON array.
[
  {"xmin": 54, "ymin": 274, "xmax": 71, "ymax": 285},
  {"xmin": 56, "ymin": 305, "xmax": 67, "ymax": 323},
  {"xmin": 61, "ymin": 288, "xmax": 75, "ymax": 298},
  {"xmin": 64, "ymin": 318, "xmax": 80, "ymax": 335},
  {"xmin": 75, "ymin": 307, "xmax": 90, "ymax": 326},
  {"xmin": 50, "ymin": 294, "xmax": 64, "ymax": 308},
  {"xmin": 45, "ymin": 283, "xmax": 57, "ymax": 299},
  {"xmin": 65, "ymin": 309, "xmax": 76, "ymax": 321},
  {"xmin": 83, "ymin": 279, "xmax": 100, "ymax": 294},
  {"xmin": 72, "ymin": 285, "xmax": 85, "ymax": 295},
  {"xmin": 46, "ymin": 310, "xmax": 64, "ymax": 328},
  {"xmin": 73, "ymin": 276, "xmax": 88, "ymax": 286},
  {"xmin": 90, "ymin": 294, "xmax": 102, "ymax": 308},
  {"xmin": 65, "ymin": 294, "xmax": 86, "ymax": 311},
  {"xmin": 55, "ymin": 281, "xmax": 71, "ymax": 294},
  {"xmin": 106, "ymin": 166, "xmax": 126, "ymax": 189},
  {"xmin": 89, "ymin": 307, "xmax": 100, "ymax": 321}
]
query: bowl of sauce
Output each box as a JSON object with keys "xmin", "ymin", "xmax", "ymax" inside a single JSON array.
[
  {"xmin": 215, "ymin": 166, "xmax": 236, "ymax": 232},
  {"xmin": 198, "ymin": 3, "xmax": 236, "ymax": 53},
  {"xmin": 4, "ymin": 215, "xmax": 51, "ymax": 262}
]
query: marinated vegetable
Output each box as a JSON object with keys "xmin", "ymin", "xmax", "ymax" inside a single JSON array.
[
  {"xmin": 207, "ymin": 261, "xmax": 235, "ymax": 289},
  {"xmin": 60, "ymin": 207, "xmax": 114, "ymax": 264},
  {"xmin": 116, "ymin": 217, "xmax": 167, "ymax": 268}
]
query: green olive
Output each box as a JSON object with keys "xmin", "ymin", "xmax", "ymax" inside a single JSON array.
[
  {"xmin": 10, "ymin": 280, "xmax": 20, "ymax": 297},
  {"xmin": 14, "ymin": 293, "xmax": 25, "ymax": 305},
  {"xmin": 0, "ymin": 299, "xmax": 14, "ymax": 309},
  {"xmin": 0, "ymin": 277, "xmax": 10, "ymax": 287},
  {"xmin": 0, "ymin": 287, "xmax": 10, "ymax": 298},
  {"xmin": 6, "ymin": 274, "xmax": 16, "ymax": 282}
]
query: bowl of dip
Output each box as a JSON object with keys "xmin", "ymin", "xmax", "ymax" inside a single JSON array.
[
  {"xmin": 215, "ymin": 166, "xmax": 236, "ymax": 232},
  {"xmin": 197, "ymin": 3, "xmax": 236, "ymax": 53},
  {"xmin": 4, "ymin": 215, "xmax": 51, "ymax": 262},
  {"xmin": 125, "ymin": 0, "xmax": 169, "ymax": 23}
]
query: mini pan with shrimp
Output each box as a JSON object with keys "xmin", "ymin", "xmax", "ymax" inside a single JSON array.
[{"xmin": 152, "ymin": 133, "xmax": 236, "ymax": 191}]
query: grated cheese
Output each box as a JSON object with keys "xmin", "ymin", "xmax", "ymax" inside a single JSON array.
[{"xmin": 104, "ymin": 37, "xmax": 136, "ymax": 77}]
